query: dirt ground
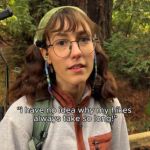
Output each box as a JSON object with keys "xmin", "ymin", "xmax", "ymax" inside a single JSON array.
[{"xmin": 116, "ymin": 79, "xmax": 150, "ymax": 134}]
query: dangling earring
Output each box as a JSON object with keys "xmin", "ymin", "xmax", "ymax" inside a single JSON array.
[
  {"xmin": 49, "ymin": 65, "xmax": 54, "ymax": 73},
  {"xmin": 44, "ymin": 54, "xmax": 54, "ymax": 100},
  {"xmin": 45, "ymin": 61, "xmax": 51, "ymax": 93},
  {"xmin": 44, "ymin": 52, "xmax": 51, "ymax": 94}
]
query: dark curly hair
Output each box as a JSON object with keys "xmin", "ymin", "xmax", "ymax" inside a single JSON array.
[{"xmin": 9, "ymin": 8, "xmax": 117, "ymax": 105}]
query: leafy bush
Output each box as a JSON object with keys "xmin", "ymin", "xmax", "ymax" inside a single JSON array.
[
  {"xmin": 0, "ymin": 0, "xmax": 35, "ymax": 43},
  {"xmin": 106, "ymin": 0, "xmax": 150, "ymax": 88},
  {"xmin": 104, "ymin": 33, "xmax": 150, "ymax": 88},
  {"xmin": 0, "ymin": 0, "xmax": 57, "ymax": 66},
  {"xmin": 0, "ymin": 0, "xmax": 56, "ymax": 45},
  {"xmin": 113, "ymin": 0, "xmax": 150, "ymax": 35}
]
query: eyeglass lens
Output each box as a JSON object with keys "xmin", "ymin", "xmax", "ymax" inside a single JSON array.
[{"xmin": 52, "ymin": 38, "xmax": 95, "ymax": 57}]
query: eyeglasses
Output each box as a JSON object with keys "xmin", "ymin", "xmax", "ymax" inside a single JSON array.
[{"xmin": 47, "ymin": 37, "xmax": 97, "ymax": 58}]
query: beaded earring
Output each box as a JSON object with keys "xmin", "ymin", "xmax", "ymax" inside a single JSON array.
[
  {"xmin": 45, "ymin": 61, "xmax": 51, "ymax": 93},
  {"xmin": 44, "ymin": 54, "xmax": 54, "ymax": 100},
  {"xmin": 49, "ymin": 65, "xmax": 54, "ymax": 73}
]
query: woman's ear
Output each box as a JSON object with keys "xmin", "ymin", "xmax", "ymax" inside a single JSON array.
[{"xmin": 40, "ymin": 48, "xmax": 52, "ymax": 64}]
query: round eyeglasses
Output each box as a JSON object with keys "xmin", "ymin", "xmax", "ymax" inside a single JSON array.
[{"xmin": 47, "ymin": 37, "xmax": 97, "ymax": 58}]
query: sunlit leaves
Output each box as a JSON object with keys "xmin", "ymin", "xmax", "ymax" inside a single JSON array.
[{"xmin": 113, "ymin": 0, "xmax": 150, "ymax": 34}]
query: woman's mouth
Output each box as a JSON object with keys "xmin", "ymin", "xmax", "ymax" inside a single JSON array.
[{"xmin": 68, "ymin": 64, "xmax": 86, "ymax": 72}]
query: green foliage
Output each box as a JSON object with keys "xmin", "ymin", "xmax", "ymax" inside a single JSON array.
[
  {"xmin": 9, "ymin": 0, "xmax": 35, "ymax": 40},
  {"xmin": 104, "ymin": 33, "xmax": 150, "ymax": 88},
  {"xmin": 0, "ymin": 0, "xmax": 58, "ymax": 65},
  {"xmin": 29, "ymin": 0, "xmax": 58, "ymax": 26},
  {"xmin": 0, "ymin": 0, "xmax": 57, "ymax": 45},
  {"xmin": 113, "ymin": 0, "xmax": 150, "ymax": 35},
  {"xmin": 0, "ymin": 0, "xmax": 35, "ymax": 44},
  {"xmin": 105, "ymin": 0, "xmax": 150, "ymax": 88}
]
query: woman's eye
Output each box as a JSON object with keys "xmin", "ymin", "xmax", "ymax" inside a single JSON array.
[
  {"xmin": 55, "ymin": 40, "xmax": 68, "ymax": 46},
  {"xmin": 79, "ymin": 37, "xmax": 91, "ymax": 43}
]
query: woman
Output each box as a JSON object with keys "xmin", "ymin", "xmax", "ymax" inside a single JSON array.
[{"xmin": 0, "ymin": 6, "xmax": 130, "ymax": 150}]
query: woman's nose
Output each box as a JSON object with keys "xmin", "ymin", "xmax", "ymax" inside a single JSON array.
[{"xmin": 69, "ymin": 41, "xmax": 82, "ymax": 59}]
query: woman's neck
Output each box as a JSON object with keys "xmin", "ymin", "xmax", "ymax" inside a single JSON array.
[{"xmin": 56, "ymin": 81, "xmax": 86, "ymax": 104}]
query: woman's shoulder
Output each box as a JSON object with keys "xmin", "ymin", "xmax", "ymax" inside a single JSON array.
[
  {"xmin": 112, "ymin": 97, "xmax": 121, "ymax": 107},
  {"xmin": 2, "ymin": 96, "xmax": 33, "ymax": 135},
  {"xmin": 10, "ymin": 95, "xmax": 29, "ymax": 106},
  {"xmin": 6, "ymin": 96, "xmax": 32, "ymax": 116}
]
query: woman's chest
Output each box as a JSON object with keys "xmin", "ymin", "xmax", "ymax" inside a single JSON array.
[{"xmin": 42, "ymin": 99, "xmax": 112, "ymax": 150}]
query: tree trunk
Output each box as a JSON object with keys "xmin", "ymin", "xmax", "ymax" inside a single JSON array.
[{"xmin": 57, "ymin": 0, "xmax": 113, "ymax": 41}]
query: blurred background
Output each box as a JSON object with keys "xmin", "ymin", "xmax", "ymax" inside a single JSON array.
[{"xmin": 0, "ymin": 0, "xmax": 150, "ymax": 148}]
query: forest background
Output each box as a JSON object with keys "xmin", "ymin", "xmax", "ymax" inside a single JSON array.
[{"xmin": 0, "ymin": 0, "xmax": 150, "ymax": 135}]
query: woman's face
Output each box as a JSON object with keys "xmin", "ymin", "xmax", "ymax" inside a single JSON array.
[{"xmin": 46, "ymin": 20, "xmax": 94, "ymax": 87}]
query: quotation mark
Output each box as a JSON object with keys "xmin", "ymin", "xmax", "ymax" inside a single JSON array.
[{"xmin": 17, "ymin": 106, "xmax": 23, "ymax": 113}]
